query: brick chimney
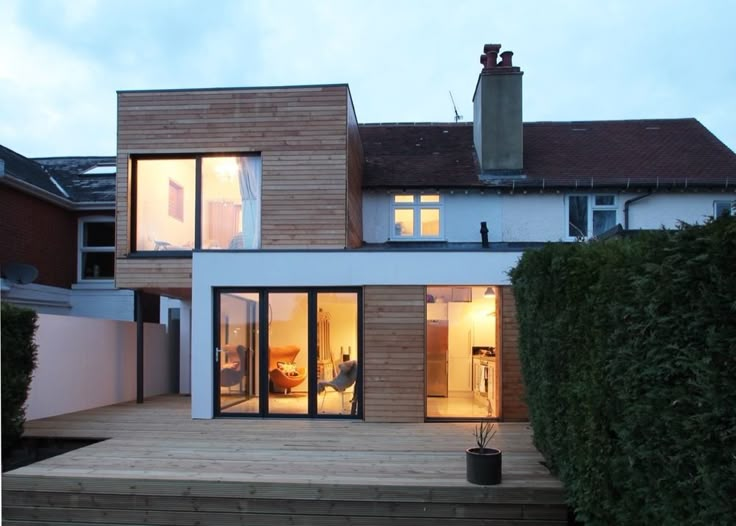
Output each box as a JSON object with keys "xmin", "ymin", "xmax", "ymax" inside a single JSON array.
[{"xmin": 473, "ymin": 43, "xmax": 523, "ymax": 174}]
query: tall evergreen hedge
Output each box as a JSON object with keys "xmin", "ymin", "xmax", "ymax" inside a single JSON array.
[
  {"xmin": 1, "ymin": 302, "xmax": 39, "ymax": 455},
  {"xmin": 510, "ymin": 216, "xmax": 736, "ymax": 525}
]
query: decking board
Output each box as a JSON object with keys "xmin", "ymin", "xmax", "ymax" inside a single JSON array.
[{"xmin": 3, "ymin": 396, "xmax": 566, "ymax": 524}]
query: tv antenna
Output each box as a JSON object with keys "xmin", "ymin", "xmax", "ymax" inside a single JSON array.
[{"xmin": 449, "ymin": 91, "xmax": 463, "ymax": 122}]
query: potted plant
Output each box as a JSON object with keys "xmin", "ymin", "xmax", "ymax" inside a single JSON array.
[{"xmin": 466, "ymin": 420, "xmax": 502, "ymax": 485}]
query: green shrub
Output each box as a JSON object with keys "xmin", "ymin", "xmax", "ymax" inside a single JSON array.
[
  {"xmin": 1, "ymin": 303, "xmax": 39, "ymax": 455},
  {"xmin": 510, "ymin": 217, "xmax": 736, "ymax": 525}
]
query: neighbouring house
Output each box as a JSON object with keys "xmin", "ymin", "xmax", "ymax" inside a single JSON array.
[
  {"xmin": 0, "ymin": 146, "xmax": 147, "ymax": 320},
  {"xmin": 112, "ymin": 43, "xmax": 736, "ymax": 422}
]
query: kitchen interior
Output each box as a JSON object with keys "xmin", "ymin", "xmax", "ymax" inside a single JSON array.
[{"xmin": 426, "ymin": 285, "xmax": 499, "ymax": 419}]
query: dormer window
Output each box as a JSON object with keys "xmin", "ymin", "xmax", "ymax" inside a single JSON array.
[{"xmin": 390, "ymin": 194, "xmax": 443, "ymax": 240}]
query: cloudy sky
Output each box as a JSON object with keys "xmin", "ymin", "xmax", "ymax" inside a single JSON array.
[{"xmin": 1, "ymin": 0, "xmax": 735, "ymax": 157}]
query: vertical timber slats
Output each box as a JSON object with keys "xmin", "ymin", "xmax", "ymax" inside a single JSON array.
[{"xmin": 363, "ymin": 286, "xmax": 426, "ymax": 422}]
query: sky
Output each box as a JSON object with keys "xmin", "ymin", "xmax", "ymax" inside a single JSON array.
[{"xmin": 1, "ymin": 0, "xmax": 735, "ymax": 158}]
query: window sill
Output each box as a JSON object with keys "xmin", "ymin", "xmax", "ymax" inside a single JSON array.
[{"xmin": 128, "ymin": 251, "xmax": 193, "ymax": 258}]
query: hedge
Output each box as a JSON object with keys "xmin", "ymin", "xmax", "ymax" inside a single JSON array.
[
  {"xmin": 509, "ymin": 216, "xmax": 736, "ymax": 525},
  {"xmin": 1, "ymin": 302, "xmax": 39, "ymax": 455}
]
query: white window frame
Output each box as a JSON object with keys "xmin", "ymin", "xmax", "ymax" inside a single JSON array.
[
  {"xmin": 78, "ymin": 216, "xmax": 115, "ymax": 283},
  {"xmin": 714, "ymin": 200, "xmax": 735, "ymax": 217},
  {"xmin": 566, "ymin": 194, "xmax": 618, "ymax": 240},
  {"xmin": 389, "ymin": 193, "xmax": 444, "ymax": 241}
]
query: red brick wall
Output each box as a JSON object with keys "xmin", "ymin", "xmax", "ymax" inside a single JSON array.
[
  {"xmin": 501, "ymin": 285, "xmax": 529, "ymax": 421},
  {"xmin": 0, "ymin": 185, "xmax": 77, "ymax": 288}
]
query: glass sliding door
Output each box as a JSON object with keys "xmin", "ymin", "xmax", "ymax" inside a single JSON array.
[
  {"xmin": 267, "ymin": 292, "xmax": 309, "ymax": 415},
  {"xmin": 214, "ymin": 288, "xmax": 361, "ymax": 418},
  {"xmin": 317, "ymin": 292, "xmax": 359, "ymax": 415},
  {"xmin": 217, "ymin": 292, "xmax": 259, "ymax": 414}
]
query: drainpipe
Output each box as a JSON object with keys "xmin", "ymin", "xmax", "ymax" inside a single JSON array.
[{"xmin": 624, "ymin": 192, "xmax": 652, "ymax": 230}]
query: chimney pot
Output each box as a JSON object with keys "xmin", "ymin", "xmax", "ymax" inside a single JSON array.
[
  {"xmin": 500, "ymin": 50, "xmax": 514, "ymax": 67},
  {"xmin": 481, "ymin": 43, "xmax": 502, "ymax": 70}
]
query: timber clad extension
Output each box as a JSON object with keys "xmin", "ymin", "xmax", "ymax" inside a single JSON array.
[
  {"xmin": 115, "ymin": 85, "xmax": 362, "ymax": 294},
  {"xmin": 363, "ymin": 286, "xmax": 426, "ymax": 422}
]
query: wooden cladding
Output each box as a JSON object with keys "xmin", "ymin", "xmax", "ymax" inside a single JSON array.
[
  {"xmin": 363, "ymin": 286, "xmax": 426, "ymax": 423},
  {"xmin": 116, "ymin": 85, "xmax": 359, "ymax": 276},
  {"xmin": 116, "ymin": 258, "xmax": 192, "ymax": 291},
  {"xmin": 500, "ymin": 285, "xmax": 528, "ymax": 421},
  {"xmin": 346, "ymin": 98, "xmax": 364, "ymax": 248}
]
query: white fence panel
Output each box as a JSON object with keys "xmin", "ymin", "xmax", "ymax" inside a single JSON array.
[{"xmin": 26, "ymin": 314, "xmax": 171, "ymax": 421}]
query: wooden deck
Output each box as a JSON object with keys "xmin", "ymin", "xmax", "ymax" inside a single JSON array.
[{"xmin": 2, "ymin": 395, "xmax": 567, "ymax": 525}]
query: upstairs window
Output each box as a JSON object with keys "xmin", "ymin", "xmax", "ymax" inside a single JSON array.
[
  {"xmin": 133, "ymin": 155, "xmax": 261, "ymax": 252},
  {"xmin": 391, "ymin": 194, "xmax": 443, "ymax": 240},
  {"xmin": 79, "ymin": 217, "xmax": 115, "ymax": 281},
  {"xmin": 567, "ymin": 194, "xmax": 617, "ymax": 239},
  {"xmin": 714, "ymin": 200, "xmax": 735, "ymax": 217}
]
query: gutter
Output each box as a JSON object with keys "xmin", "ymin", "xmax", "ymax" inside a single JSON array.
[
  {"xmin": 0, "ymin": 171, "xmax": 73, "ymax": 208},
  {"xmin": 623, "ymin": 191, "xmax": 653, "ymax": 230}
]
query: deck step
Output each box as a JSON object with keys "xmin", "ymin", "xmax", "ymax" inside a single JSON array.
[{"xmin": 3, "ymin": 475, "xmax": 567, "ymax": 525}]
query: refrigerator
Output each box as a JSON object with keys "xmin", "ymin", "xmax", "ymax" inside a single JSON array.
[{"xmin": 426, "ymin": 320, "xmax": 449, "ymax": 397}]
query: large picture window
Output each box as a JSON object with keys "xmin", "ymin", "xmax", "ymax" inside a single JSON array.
[
  {"xmin": 134, "ymin": 155, "xmax": 261, "ymax": 252},
  {"xmin": 390, "ymin": 193, "xmax": 443, "ymax": 240}
]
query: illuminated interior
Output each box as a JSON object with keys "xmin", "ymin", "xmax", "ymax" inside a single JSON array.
[
  {"xmin": 217, "ymin": 290, "xmax": 359, "ymax": 416},
  {"xmin": 426, "ymin": 286, "xmax": 499, "ymax": 419},
  {"xmin": 392, "ymin": 194, "xmax": 441, "ymax": 239},
  {"xmin": 135, "ymin": 159, "xmax": 196, "ymax": 251},
  {"xmin": 134, "ymin": 155, "xmax": 261, "ymax": 251}
]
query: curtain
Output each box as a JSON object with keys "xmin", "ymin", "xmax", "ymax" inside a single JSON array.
[{"xmin": 237, "ymin": 156, "xmax": 262, "ymax": 249}]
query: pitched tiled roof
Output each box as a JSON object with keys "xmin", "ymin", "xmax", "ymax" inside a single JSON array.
[
  {"xmin": 360, "ymin": 119, "xmax": 736, "ymax": 189},
  {"xmin": 34, "ymin": 157, "xmax": 116, "ymax": 202},
  {"xmin": 0, "ymin": 145, "xmax": 68, "ymax": 198},
  {"xmin": 1, "ymin": 145, "xmax": 116, "ymax": 204}
]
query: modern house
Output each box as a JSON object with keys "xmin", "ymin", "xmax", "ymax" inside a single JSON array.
[
  {"xmin": 113, "ymin": 43, "xmax": 736, "ymax": 422},
  {"xmin": 0, "ymin": 146, "xmax": 145, "ymax": 321}
]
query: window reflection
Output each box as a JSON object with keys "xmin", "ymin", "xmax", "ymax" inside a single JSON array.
[
  {"xmin": 134, "ymin": 155, "xmax": 261, "ymax": 252},
  {"xmin": 202, "ymin": 156, "xmax": 261, "ymax": 250}
]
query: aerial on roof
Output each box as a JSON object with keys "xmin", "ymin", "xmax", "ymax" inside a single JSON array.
[{"xmin": 360, "ymin": 118, "xmax": 736, "ymax": 189}]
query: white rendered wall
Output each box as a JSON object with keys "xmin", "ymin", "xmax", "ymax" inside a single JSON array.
[
  {"xmin": 1, "ymin": 283, "xmax": 72, "ymax": 315},
  {"xmin": 190, "ymin": 250, "xmax": 523, "ymax": 418},
  {"xmin": 70, "ymin": 286, "xmax": 135, "ymax": 321},
  {"xmin": 0, "ymin": 282, "xmax": 135, "ymax": 321},
  {"xmin": 363, "ymin": 190, "xmax": 733, "ymax": 243},
  {"xmin": 159, "ymin": 297, "xmax": 191, "ymax": 394},
  {"xmin": 621, "ymin": 192, "xmax": 732, "ymax": 230},
  {"xmin": 26, "ymin": 314, "xmax": 171, "ymax": 420}
]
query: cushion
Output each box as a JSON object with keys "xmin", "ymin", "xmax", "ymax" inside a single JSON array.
[{"xmin": 276, "ymin": 361, "xmax": 299, "ymax": 376}]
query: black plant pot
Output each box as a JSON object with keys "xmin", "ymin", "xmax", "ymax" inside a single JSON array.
[{"xmin": 466, "ymin": 447, "xmax": 502, "ymax": 485}]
